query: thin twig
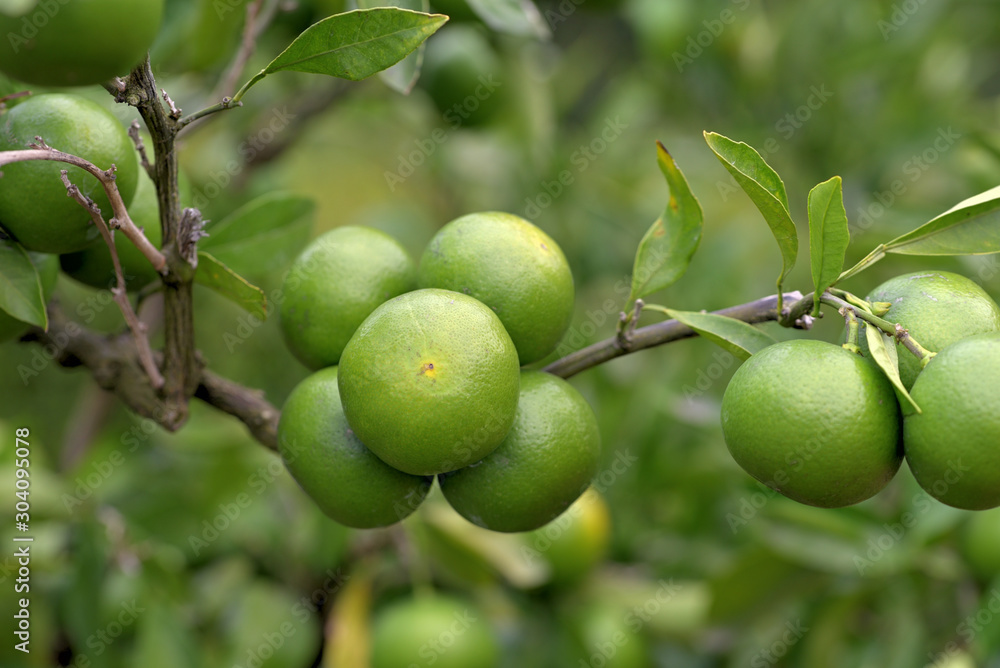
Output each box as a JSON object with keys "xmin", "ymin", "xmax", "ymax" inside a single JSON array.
[
  {"xmin": 213, "ymin": 0, "xmax": 277, "ymax": 101},
  {"xmin": 127, "ymin": 120, "xmax": 154, "ymax": 179},
  {"xmin": 0, "ymin": 145, "xmax": 167, "ymax": 273},
  {"xmin": 59, "ymin": 172, "xmax": 165, "ymax": 389}
]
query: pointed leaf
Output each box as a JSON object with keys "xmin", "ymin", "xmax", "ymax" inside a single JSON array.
[
  {"xmin": 884, "ymin": 184, "xmax": 1000, "ymax": 256},
  {"xmin": 355, "ymin": 0, "xmax": 431, "ymax": 93},
  {"xmin": 237, "ymin": 8, "xmax": 448, "ymax": 99},
  {"xmin": 0, "ymin": 237, "xmax": 47, "ymax": 329},
  {"xmin": 195, "ymin": 252, "xmax": 268, "ymax": 319},
  {"xmin": 662, "ymin": 308, "xmax": 777, "ymax": 361},
  {"xmin": 704, "ymin": 131, "xmax": 798, "ymax": 294},
  {"xmin": 323, "ymin": 566, "xmax": 374, "ymax": 668},
  {"xmin": 465, "ymin": 0, "xmax": 550, "ymax": 38},
  {"xmin": 629, "ymin": 142, "xmax": 704, "ymax": 302},
  {"xmin": 807, "ymin": 176, "xmax": 850, "ymax": 313},
  {"xmin": 863, "ymin": 323, "xmax": 921, "ymax": 413},
  {"xmin": 200, "ymin": 192, "xmax": 314, "ymax": 277}
]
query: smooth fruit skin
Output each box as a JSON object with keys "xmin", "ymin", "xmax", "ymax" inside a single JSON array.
[
  {"xmin": 279, "ymin": 226, "xmax": 417, "ymax": 370},
  {"xmin": 370, "ymin": 595, "xmax": 500, "ymax": 668},
  {"xmin": 960, "ymin": 507, "xmax": 1000, "ymax": 581},
  {"xmin": 439, "ymin": 370, "xmax": 601, "ymax": 532},
  {"xmin": 0, "ymin": 94, "xmax": 139, "ymax": 254},
  {"xmin": 277, "ymin": 367, "xmax": 433, "ymax": 528},
  {"xmin": 0, "ymin": 249, "xmax": 59, "ymax": 341},
  {"xmin": 862, "ymin": 271, "xmax": 1000, "ymax": 389},
  {"xmin": 0, "ymin": 0, "xmax": 164, "ymax": 87},
  {"xmin": 903, "ymin": 333, "xmax": 1000, "ymax": 510},
  {"xmin": 338, "ymin": 289, "xmax": 520, "ymax": 476},
  {"xmin": 721, "ymin": 340, "xmax": 903, "ymax": 508},
  {"xmin": 418, "ymin": 211, "xmax": 575, "ymax": 364}
]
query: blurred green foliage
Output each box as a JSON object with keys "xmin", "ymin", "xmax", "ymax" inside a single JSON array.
[{"xmin": 3, "ymin": 0, "xmax": 1000, "ymax": 666}]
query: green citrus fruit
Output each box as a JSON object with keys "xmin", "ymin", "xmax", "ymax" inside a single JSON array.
[
  {"xmin": 338, "ymin": 288, "xmax": 520, "ymax": 476},
  {"xmin": 371, "ymin": 595, "xmax": 500, "ymax": 668},
  {"xmin": 419, "ymin": 25, "xmax": 504, "ymax": 127},
  {"xmin": 418, "ymin": 211, "xmax": 574, "ymax": 364},
  {"xmin": 439, "ymin": 370, "xmax": 600, "ymax": 532},
  {"xmin": 279, "ymin": 226, "xmax": 417, "ymax": 370},
  {"xmin": 0, "ymin": 0, "xmax": 164, "ymax": 87},
  {"xmin": 523, "ymin": 488, "xmax": 610, "ymax": 586},
  {"xmin": 567, "ymin": 602, "xmax": 648, "ymax": 668},
  {"xmin": 721, "ymin": 339, "xmax": 903, "ymax": 508},
  {"xmin": 278, "ymin": 367, "xmax": 433, "ymax": 528},
  {"xmin": 59, "ymin": 168, "xmax": 193, "ymax": 291},
  {"xmin": 960, "ymin": 507, "xmax": 1000, "ymax": 580},
  {"xmin": 861, "ymin": 271, "xmax": 1000, "ymax": 389},
  {"xmin": 0, "ymin": 245, "xmax": 59, "ymax": 342},
  {"xmin": 0, "ymin": 94, "xmax": 139, "ymax": 254},
  {"xmin": 903, "ymin": 333, "xmax": 1000, "ymax": 510}
]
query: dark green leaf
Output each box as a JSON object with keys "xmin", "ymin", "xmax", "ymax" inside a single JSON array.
[
  {"xmin": 260, "ymin": 8, "xmax": 447, "ymax": 82},
  {"xmin": 704, "ymin": 132, "xmax": 798, "ymax": 298},
  {"xmin": 629, "ymin": 142, "xmax": 704, "ymax": 302},
  {"xmin": 465, "ymin": 0, "xmax": 550, "ymax": 38},
  {"xmin": 356, "ymin": 0, "xmax": 432, "ymax": 94},
  {"xmin": 0, "ymin": 237, "xmax": 47, "ymax": 329},
  {"xmin": 807, "ymin": 176, "xmax": 850, "ymax": 313},
  {"xmin": 885, "ymin": 184, "xmax": 1000, "ymax": 256},
  {"xmin": 863, "ymin": 323, "xmax": 920, "ymax": 413},
  {"xmin": 200, "ymin": 192, "xmax": 314, "ymax": 278},
  {"xmin": 662, "ymin": 308, "xmax": 777, "ymax": 361},
  {"xmin": 195, "ymin": 252, "xmax": 268, "ymax": 319}
]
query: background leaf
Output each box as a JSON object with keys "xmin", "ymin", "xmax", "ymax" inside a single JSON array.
[
  {"xmin": 465, "ymin": 0, "xmax": 550, "ymax": 38},
  {"xmin": 807, "ymin": 176, "xmax": 850, "ymax": 313},
  {"xmin": 0, "ymin": 237, "xmax": 46, "ymax": 329},
  {"xmin": 194, "ymin": 252, "xmax": 268, "ymax": 319},
  {"xmin": 200, "ymin": 192, "xmax": 314, "ymax": 280},
  {"xmin": 658, "ymin": 308, "xmax": 777, "ymax": 361},
  {"xmin": 704, "ymin": 132, "xmax": 798, "ymax": 299},
  {"xmin": 261, "ymin": 8, "xmax": 447, "ymax": 82},
  {"xmin": 863, "ymin": 323, "xmax": 920, "ymax": 413},
  {"xmin": 629, "ymin": 142, "xmax": 704, "ymax": 302},
  {"xmin": 884, "ymin": 183, "xmax": 1000, "ymax": 256}
]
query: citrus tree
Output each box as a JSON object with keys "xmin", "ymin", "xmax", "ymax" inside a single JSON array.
[{"xmin": 2, "ymin": 0, "xmax": 1000, "ymax": 666}]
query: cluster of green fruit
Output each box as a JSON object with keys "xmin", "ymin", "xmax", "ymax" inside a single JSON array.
[
  {"xmin": 721, "ymin": 270, "xmax": 1000, "ymax": 511},
  {"xmin": 276, "ymin": 211, "xmax": 602, "ymax": 533}
]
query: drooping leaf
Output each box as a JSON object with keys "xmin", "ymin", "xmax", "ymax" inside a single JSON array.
[
  {"xmin": 465, "ymin": 0, "xmax": 550, "ymax": 38},
  {"xmin": 200, "ymin": 192, "xmax": 314, "ymax": 278},
  {"xmin": 195, "ymin": 252, "xmax": 268, "ymax": 319},
  {"xmin": 807, "ymin": 176, "xmax": 850, "ymax": 314},
  {"xmin": 235, "ymin": 8, "xmax": 448, "ymax": 100},
  {"xmin": 629, "ymin": 142, "xmax": 704, "ymax": 302},
  {"xmin": 355, "ymin": 0, "xmax": 432, "ymax": 94},
  {"xmin": 323, "ymin": 565, "xmax": 374, "ymax": 668},
  {"xmin": 0, "ymin": 237, "xmax": 47, "ymax": 329},
  {"xmin": 863, "ymin": 323, "xmax": 920, "ymax": 413},
  {"xmin": 704, "ymin": 131, "xmax": 798, "ymax": 305},
  {"xmin": 884, "ymin": 184, "xmax": 1000, "ymax": 256},
  {"xmin": 660, "ymin": 307, "xmax": 777, "ymax": 362}
]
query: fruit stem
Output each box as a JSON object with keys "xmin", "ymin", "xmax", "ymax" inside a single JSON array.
[
  {"xmin": 840, "ymin": 307, "xmax": 862, "ymax": 353},
  {"xmin": 820, "ymin": 292, "xmax": 937, "ymax": 363}
]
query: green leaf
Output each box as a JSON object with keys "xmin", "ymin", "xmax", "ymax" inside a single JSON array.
[
  {"xmin": 629, "ymin": 142, "xmax": 704, "ymax": 302},
  {"xmin": 884, "ymin": 184, "xmax": 1000, "ymax": 256},
  {"xmin": 235, "ymin": 8, "xmax": 448, "ymax": 100},
  {"xmin": 0, "ymin": 237, "xmax": 47, "ymax": 329},
  {"xmin": 465, "ymin": 0, "xmax": 550, "ymax": 38},
  {"xmin": 200, "ymin": 192, "xmax": 314, "ymax": 278},
  {"xmin": 660, "ymin": 308, "xmax": 777, "ymax": 362},
  {"xmin": 704, "ymin": 131, "xmax": 798, "ymax": 303},
  {"xmin": 355, "ymin": 0, "xmax": 432, "ymax": 94},
  {"xmin": 863, "ymin": 323, "xmax": 921, "ymax": 414},
  {"xmin": 195, "ymin": 252, "xmax": 268, "ymax": 319},
  {"xmin": 807, "ymin": 176, "xmax": 850, "ymax": 314}
]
